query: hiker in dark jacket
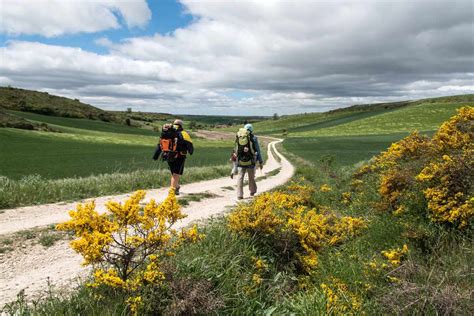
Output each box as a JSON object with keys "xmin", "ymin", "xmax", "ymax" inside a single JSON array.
[
  {"xmin": 153, "ymin": 119, "xmax": 193, "ymax": 195},
  {"xmin": 235, "ymin": 123, "xmax": 263, "ymax": 199}
]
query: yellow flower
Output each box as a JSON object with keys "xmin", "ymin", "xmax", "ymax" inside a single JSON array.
[
  {"xmin": 387, "ymin": 276, "xmax": 400, "ymax": 283},
  {"xmin": 381, "ymin": 244, "xmax": 409, "ymax": 266},
  {"xmin": 320, "ymin": 184, "xmax": 332, "ymax": 192},
  {"xmin": 252, "ymin": 273, "xmax": 263, "ymax": 285}
]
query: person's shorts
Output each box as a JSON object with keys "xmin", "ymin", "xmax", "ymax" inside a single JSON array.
[{"xmin": 168, "ymin": 156, "xmax": 186, "ymax": 175}]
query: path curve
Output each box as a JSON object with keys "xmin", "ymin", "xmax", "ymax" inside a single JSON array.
[{"xmin": 0, "ymin": 140, "xmax": 294, "ymax": 306}]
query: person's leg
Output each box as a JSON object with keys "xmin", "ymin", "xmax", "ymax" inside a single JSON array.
[
  {"xmin": 236, "ymin": 167, "xmax": 246, "ymax": 199},
  {"xmin": 168, "ymin": 157, "xmax": 185, "ymax": 194},
  {"xmin": 171, "ymin": 173, "xmax": 180, "ymax": 189},
  {"xmin": 248, "ymin": 167, "xmax": 257, "ymax": 196}
]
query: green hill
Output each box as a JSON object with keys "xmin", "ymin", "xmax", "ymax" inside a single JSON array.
[
  {"xmin": 0, "ymin": 86, "xmax": 267, "ymax": 131},
  {"xmin": 0, "ymin": 86, "xmax": 116, "ymax": 121},
  {"xmin": 293, "ymin": 99, "xmax": 473, "ymax": 137},
  {"xmin": 278, "ymin": 94, "xmax": 473, "ymax": 167},
  {"xmin": 246, "ymin": 95, "xmax": 473, "ymax": 136}
]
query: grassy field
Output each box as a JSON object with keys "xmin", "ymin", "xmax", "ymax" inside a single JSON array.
[
  {"xmin": 280, "ymin": 98, "xmax": 472, "ymax": 167},
  {"xmin": 217, "ymin": 95, "xmax": 472, "ymax": 137},
  {"xmin": 0, "ymin": 111, "xmax": 235, "ymax": 180},
  {"xmin": 292, "ymin": 101, "xmax": 472, "ymax": 137},
  {"xmin": 283, "ymin": 133, "xmax": 411, "ymax": 166},
  {"xmin": 8, "ymin": 110, "xmax": 157, "ymax": 136}
]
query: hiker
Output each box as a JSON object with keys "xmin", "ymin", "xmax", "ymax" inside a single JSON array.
[
  {"xmin": 235, "ymin": 123, "xmax": 263, "ymax": 199},
  {"xmin": 152, "ymin": 119, "xmax": 194, "ymax": 195},
  {"xmin": 229, "ymin": 149, "xmax": 238, "ymax": 179}
]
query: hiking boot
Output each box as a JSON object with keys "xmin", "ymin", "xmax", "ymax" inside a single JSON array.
[
  {"xmin": 237, "ymin": 196, "xmax": 243, "ymax": 200},
  {"xmin": 250, "ymin": 192, "xmax": 256, "ymax": 197},
  {"xmin": 230, "ymin": 173, "xmax": 234, "ymax": 179},
  {"xmin": 175, "ymin": 186, "xmax": 180, "ymax": 196}
]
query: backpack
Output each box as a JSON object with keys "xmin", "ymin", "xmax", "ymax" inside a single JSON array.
[
  {"xmin": 235, "ymin": 128, "xmax": 256, "ymax": 167},
  {"xmin": 160, "ymin": 123, "xmax": 179, "ymax": 161}
]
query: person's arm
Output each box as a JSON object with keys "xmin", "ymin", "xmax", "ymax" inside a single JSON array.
[
  {"xmin": 253, "ymin": 135, "xmax": 263, "ymax": 165},
  {"xmin": 152, "ymin": 142, "xmax": 162, "ymax": 160},
  {"xmin": 181, "ymin": 131, "xmax": 194, "ymax": 155}
]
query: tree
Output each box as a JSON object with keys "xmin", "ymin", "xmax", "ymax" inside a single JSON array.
[
  {"xmin": 273, "ymin": 113, "xmax": 280, "ymax": 120},
  {"xmin": 189, "ymin": 120, "xmax": 198, "ymax": 130},
  {"xmin": 127, "ymin": 107, "xmax": 132, "ymax": 114}
]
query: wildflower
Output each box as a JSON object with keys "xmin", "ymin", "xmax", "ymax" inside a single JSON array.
[
  {"xmin": 252, "ymin": 273, "xmax": 263, "ymax": 285},
  {"xmin": 342, "ymin": 192, "xmax": 352, "ymax": 205},
  {"xmin": 381, "ymin": 244, "xmax": 409, "ymax": 266},
  {"xmin": 252, "ymin": 256, "xmax": 268, "ymax": 271},
  {"xmin": 320, "ymin": 184, "xmax": 332, "ymax": 192}
]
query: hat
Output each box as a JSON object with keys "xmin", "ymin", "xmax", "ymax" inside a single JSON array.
[
  {"xmin": 173, "ymin": 119, "xmax": 183, "ymax": 126},
  {"xmin": 244, "ymin": 123, "xmax": 253, "ymax": 132}
]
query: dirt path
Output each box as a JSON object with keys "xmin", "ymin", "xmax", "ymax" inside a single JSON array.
[{"xmin": 0, "ymin": 140, "xmax": 294, "ymax": 307}]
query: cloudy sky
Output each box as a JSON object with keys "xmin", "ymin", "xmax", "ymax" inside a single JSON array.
[{"xmin": 0, "ymin": 0, "xmax": 473, "ymax": 115}]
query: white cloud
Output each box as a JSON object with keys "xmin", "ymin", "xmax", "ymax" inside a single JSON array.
[
  {"xmin": 0, "ymin": 0, "xmax": 151, "ymax": 37},
  {"xmin": 0, "ymin": 0, "xmax": 473, "ymax": 115}
]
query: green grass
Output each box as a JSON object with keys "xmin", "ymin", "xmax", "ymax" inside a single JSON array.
[
  {"xmin": 283, "ymin": 133, "xmax": 411, "ymax": 166},
  {"xmin": 292, "ymin": 101, "xmax": 472, "ymax": 137},
  {"xmin": 178, "ymin": 192, "xmax": 219, "ymax": 206},
  {"xmin": 8, "ymin": 110, "xmax": 158, "ymax": 136},
  {"xmin": 0, "ymin": 128, "xmax": 232, "ymax": 180},
  {"xmin": 0, "ymin": 110, "xmax": 237, "ymax": 180},
  {"xmin": 38, "ymin": 233, "xmax": 63, "ymax": 247},
  {"xmin": 0, "ymin": 165, "xmax": 230, "ymax": 209},
  {"xmin": 219, "ymin": 95, "xmax": 472, "ymax": 137}
]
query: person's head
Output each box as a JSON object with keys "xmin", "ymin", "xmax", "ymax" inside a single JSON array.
[
  {"xmin": 173, "ymin": 119, "xmax": 183, "ymax": 130},
  {"xmin": 244, "ymin": 123, "xmax": 253, "ymax": 133}
]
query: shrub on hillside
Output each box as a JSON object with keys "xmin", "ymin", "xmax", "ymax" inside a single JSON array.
[
  {"xmin": 353, "ymin": 106, "xmax": 473, "ymax": 229},
  {"xmin": 57, "ymin": 189, "xmax": 203, "ymax": 314},
  {"xmin": 228, "ymin": 184, "xmax": 366, "ymax": 272}
]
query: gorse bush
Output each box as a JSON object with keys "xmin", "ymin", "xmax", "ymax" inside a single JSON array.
[
  {"xmin": 354, "ymin": 107, "xmax": 473, "ymax": 229},
  {"xmin": 228, "ymin": 183, "xmax": 366, "ymax": 272},
  {"xmin": 57, "ymin": 189, "xmax": 203, "ymax": 314}
]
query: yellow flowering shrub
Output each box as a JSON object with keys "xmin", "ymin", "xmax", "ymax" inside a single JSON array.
[
  {"xmin": 371, "ymin": 132, "xmax": 434, "ymax": 171},
  {"xmin": 228, "ymin": 185, "xmax": 366, "ymax": 272},
  {"xmin": 354, "ymin": 107, "xmax": 473, "ymax": 229},
  {"xmin": 418, "ymin": 107, "xmax": 473, "ymax": 228},
  {"xmin": 432, "ymin": 106, "xmax": 473, "ymax": 152},
  {"xmin": 57, "ymin": 189, "xmax": 203, "ymax": 313},
  {"xmin": 320, "ymin": 278, "xmax": 362, "ymax": 315},
  {"xmin": 417, "ymin": 152, "xmax": 473, "ymax": 228}
]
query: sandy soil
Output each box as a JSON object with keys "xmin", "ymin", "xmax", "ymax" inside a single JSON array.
[{"xmin": 0, "ymin": 140, "xmax": 294, "ymax": 307}]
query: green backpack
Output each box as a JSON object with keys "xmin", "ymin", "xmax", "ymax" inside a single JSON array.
[{"xmin": 236, "ymin": 128, "xmax": 256, "ymax": 167}]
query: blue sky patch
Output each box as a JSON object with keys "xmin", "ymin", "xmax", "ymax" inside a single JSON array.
[{"xmin": 0, "ymin": 0, "xmax": 194, "ymax": 54}]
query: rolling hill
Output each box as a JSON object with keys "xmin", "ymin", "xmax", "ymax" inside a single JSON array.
[
  {"xmin": 239, "ymin": 94, "xmax": 472, "ymax": 136},
  {"xmin": 0, "ymin": 86, "xmax": 115, "ymax": 121}
]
